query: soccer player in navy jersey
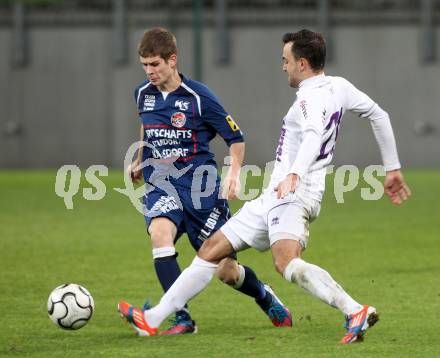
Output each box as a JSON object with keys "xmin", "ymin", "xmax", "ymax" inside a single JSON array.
[{"xmin": 121, "ymin": 27, "xmax": 291, "ymax": 335}]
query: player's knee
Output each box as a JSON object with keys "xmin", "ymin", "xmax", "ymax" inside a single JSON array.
[
  {"xmin": 271, "ymin": 236, "xmax": 302, "ymax": 275},
  {"xmin": 149, "ymin": 228, "xmax": 173, "ymax": 247},
  {"xmin": 217, "ymin": 269, "xmax": 239, "ymax": 286},
  {"xmin": 148, "ymin": 219, "xmax": 176, "ymax": 247},
  {"xmin": 216, "ymin": 260, "xmax": 240, "ymax": 286}
]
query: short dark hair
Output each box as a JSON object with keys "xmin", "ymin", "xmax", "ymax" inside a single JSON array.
[
  {"xmin": 138, "ymin": 27, "xmax": 177, "ymax": 60},
  {"xmin": 282, "ymin": 29, "xmax": 326, "ymax": 71}
]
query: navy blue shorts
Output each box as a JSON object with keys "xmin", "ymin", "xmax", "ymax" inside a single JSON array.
[{"xmin": 143, "ymin": 187, "xmax": 231, "ymax": 252}]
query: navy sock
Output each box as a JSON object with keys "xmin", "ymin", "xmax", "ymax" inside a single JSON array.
[
  {"xmin": 235, "ymin": 265, "xmax": 272, "ymax": 310},
  {"xmin": 256, "ymin": 290, "xmax": 274, "ymax": 311},
  {"xmin": 154, "ymin": 255, "xmax": 190, "ymax": 319}
]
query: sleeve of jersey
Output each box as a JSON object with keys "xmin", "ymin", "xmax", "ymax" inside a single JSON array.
[
  {"xmin": 288, "ymin": 96, "xmax": 324, "ymax": 178},
  {"xmin": 344, "ymin": 79, "xmax": 401, "ymax": 171},
  {"xmin": 368, "ymin": 106, "xmax": 401, "ymax": 171},
  {"xmin": 202, "ymin": 95, "xmax": 244, "ymax": 146}
]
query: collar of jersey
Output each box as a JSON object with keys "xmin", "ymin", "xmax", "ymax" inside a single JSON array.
[
  {"xmin": 298, "ymin": 73, "xmax": 326, "ymax": 89},
  {"xmin": 145, "ymin": 73, "xmax": 189, "ymax": 95}
]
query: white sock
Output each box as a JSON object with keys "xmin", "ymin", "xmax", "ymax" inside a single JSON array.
[
  {"xmin": 144, "ymin": 256, "xmax": 218, "ymax": 328},
  {"xmin": 152, "ymin": 246, "xmax": 175, "ymax": 259},
  {"xmin": 283, "ymin": 258, "xmax": 363, "ymax": 316}
]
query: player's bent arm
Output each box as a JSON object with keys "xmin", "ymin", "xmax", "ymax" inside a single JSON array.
[
  {"xmin": 341, "ymin": 78, "xmax": 410, "ymax": 204},
  {"xmin": 288, "ymin": 129, "xmax": 322, "ymax": 179},
  {"xmin": 274, "ymin": 129, "xmax": 322, "ymax": 199},
  {"xmin": 275, "ymin": 95, "xmax": 325, "ymax": 198},
  {"xmin": 341, "ymin": 77, "xmax": 400, "ymax": 171}
]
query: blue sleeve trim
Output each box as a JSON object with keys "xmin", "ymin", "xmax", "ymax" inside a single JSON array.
[{"xmin": 225, "ymin": 136, "xmax": 245, "ymax": 147}]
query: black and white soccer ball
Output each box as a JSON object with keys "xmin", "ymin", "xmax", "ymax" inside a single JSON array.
[{"xmin": 47, "ymin": 283, "xmax": 94, "ymax": 330}]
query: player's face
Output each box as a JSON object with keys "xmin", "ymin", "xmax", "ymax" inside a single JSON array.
[
  {"xmin": 140, "ymin": 54, "xmax": 177, "ymax": 89},
  {"xmin": 282, "ymin": 42, "xmax": 302, "ymax": 88}
]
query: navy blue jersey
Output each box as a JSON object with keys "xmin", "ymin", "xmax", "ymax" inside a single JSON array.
[{"xmin": 134, "ymin": 74, "xmax": 243, "ymax": 190}]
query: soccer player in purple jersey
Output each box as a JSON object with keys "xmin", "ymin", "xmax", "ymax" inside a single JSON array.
[
  {"xmin": 120, "ymin": 27, "xmax": 291, "ymax": 336},
  {"xmin": 119, "ymin": 29, "xmax": 411, "ymax": 343}
]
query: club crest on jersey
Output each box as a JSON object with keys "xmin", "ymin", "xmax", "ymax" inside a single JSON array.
[
  {"xmin": 171, "ymin": 112, "xmax": 186, "ymax": 128},
  {"xmin": 175, "ymin": 100, "xmax": 190, "ymax": 111}
]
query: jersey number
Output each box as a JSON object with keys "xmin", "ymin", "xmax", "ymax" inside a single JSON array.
[{"xmin": 317, "ymin": 109, "xmax": 343, "ymax": 161}]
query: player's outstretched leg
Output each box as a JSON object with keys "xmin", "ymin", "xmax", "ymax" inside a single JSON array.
[
  {"xmin": 228, "ymin": 264, "xmax": 292, "ymax": 327},
  {"xmin": 141, "ymin": 256, "xmax": 219, "ymax": 331},
  {"xmin": 141, "ymin": 231, "xmax": 238, "ymax": 331},
  {"xmin": 283, "ymin": 257, "xmax": 378, "ymax": 343},
  {"xmin": 153, "ymin": 247, "xmax": 197, "ymax": 335},
  {"xmin": 273, "ymin": 239, "xmax": 378, "ymax": 342},
  {"xmin": 117, "ymin": 255, "xmax": 215, "ymax": 336}
]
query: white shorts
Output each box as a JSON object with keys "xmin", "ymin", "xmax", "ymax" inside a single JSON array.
[{"xmin": 221, "ymin": 189, "xmax": 321, "ymax": 252}]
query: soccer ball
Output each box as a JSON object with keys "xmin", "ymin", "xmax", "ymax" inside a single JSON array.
[{"xmin": 47, "ymin": 283, "xmax": 94, "ymax": 330}]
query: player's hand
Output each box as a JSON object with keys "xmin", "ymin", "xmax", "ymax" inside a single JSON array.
[
  {"xmin": 274, "ymin": 173, "xmax": 299, "ymax": 199},
  {"xmin": 222, "ymin": 171, "xmax": 241, "ymax": 200},
  {"xmin": 384, "ymin": 169, "xmax": 411, "ymax": 205},
  {"xmin": 127, "ymin": 158, "xmax": 143, "ymax": 183}
]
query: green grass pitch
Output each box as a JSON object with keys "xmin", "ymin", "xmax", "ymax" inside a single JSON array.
[{"xmin": 1, "ymin": 169, "xmax": 439, "ymax": 357}]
